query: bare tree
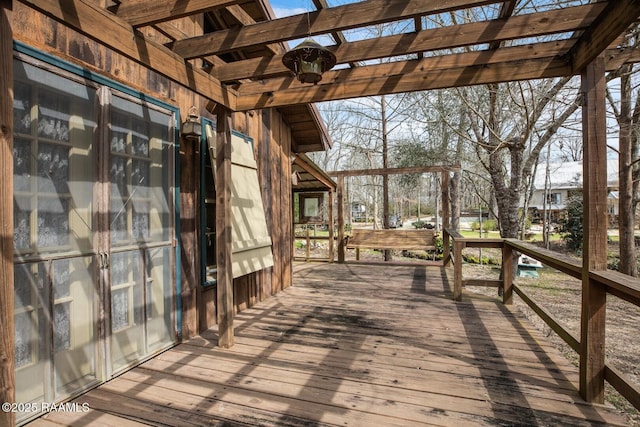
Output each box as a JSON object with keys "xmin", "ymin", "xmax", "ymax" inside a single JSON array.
[
  {"xmin": 458, "ymin": 77, "xmax": 581, "ymax": 238},
  {"xmin": 607, "ymin": 45, "xmax": 640, "ymax": 276}
]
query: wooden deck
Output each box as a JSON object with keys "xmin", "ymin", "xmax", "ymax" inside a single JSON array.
[{"xmin": 30, "ymin": 263, "xmax": 628, "ymax": 426}]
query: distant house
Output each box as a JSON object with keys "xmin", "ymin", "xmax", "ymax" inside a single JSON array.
[{"xmin": 527, "ymin": 160, "xmax": 619, "ymax": 223}]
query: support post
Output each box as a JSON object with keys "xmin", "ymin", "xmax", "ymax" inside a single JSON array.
[
  {"xmin": 328, "ymin": 188, "xmax": 334, "ymax": 262},
  {"xmin": 441, "ymin": 171, "xmax": 450, "ymax": 230},
  {"xmin": 337, "ymin": 175, "xmax": 345, "ymax": 263},
  {"xmin": 0, "ymin": 1, "xmax": 15, "ymax": 425},
  {"xmin": 441, "ymin": 171, "xmax": 451, "ymax": 266},
  {"xmin": 580, "ymin": 55, "xmax": 608, "ymax": 404},
  {"xmin": 216, "ymin": 107, "xmax": 234, "ymax": 348},
  {"xmin": 180, "ymin": 121, "xmax": 198, "ymax": 339}
]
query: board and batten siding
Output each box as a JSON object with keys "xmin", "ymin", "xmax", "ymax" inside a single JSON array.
[{"xmin": 9, "ymin": 5, "xmax": 297, "ymax": 341}]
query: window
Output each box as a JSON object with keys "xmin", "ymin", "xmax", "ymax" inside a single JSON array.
[
  {"xmin": 546, "ymin": 192, "xmax": 561, "ymax": 205},
  {"xmin": 201, "ymin": 121, "xmax": 217, "ymax": 286},
  {"xmin": 110, "ymin": 95, "xmax": 172, "ymax": 245},
  {"xmin": 13, "ymin": 70, "xmax": 96, "ymax": 255},
  {"xmin": 300, "ymin": 193, "xmax": 324, "ymax": 223}
]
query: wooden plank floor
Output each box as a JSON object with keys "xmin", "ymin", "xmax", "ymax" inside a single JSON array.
[{"xmin": 30, "ymin": 263, "xmax": 628, "ymax": 426}]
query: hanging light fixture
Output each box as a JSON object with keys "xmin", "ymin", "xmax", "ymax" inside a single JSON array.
[
  {"xmin": 282, "ymin": 38, "xmax": 337, "ymax": 84},
  {"xmin": 181, "ymin": 106, "xmax": 202, "ymax": 140}
]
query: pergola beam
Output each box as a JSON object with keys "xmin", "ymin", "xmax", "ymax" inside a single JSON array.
[
  {"xmin": 19, "ymin": 0, "xmax": 237, "ymax": 110},
  {"xmin": 215, "ymin": 5, "xmax": 283, "ymax": 56},
  {"xmin": 171, "ymin": 0, "xmax": 496, "ymax": 59},
  {"xmin": 328, "ymin": 165, "xmax": 461, "ymax": 178},
  {"xmin": 570, "ymin": 0, "xmax": 640, "ymax": 73},
  {"xmin": 115, "ymin": 0, "xmax": 244, "ymax": 27},
  {"xmin": 213, "ymin": 3, "xmax": 604, "ymax": 82},
  {"xmin": 311, "ymin": 0, "xmax": 359, "ymax": 68},
  {"xmin": 237, "ymin": 56, "xmax": 572, "ymax": 111},
  {"xmin": 235, "ymin": 41, "xmax": 640, "ymax": 111},
  {"xmin": 293, "ymin": 156, "xmax": 336, "ymax": 191},
  {"xmin": 488, "ymin": 0, "xmax": 516, "ymax": 50},
  {"xmin": 240, "ymin": 40, "xmax": 575, "ymax": 93}
]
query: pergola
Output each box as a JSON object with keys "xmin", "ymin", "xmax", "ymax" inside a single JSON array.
[
  {"xmin": 3, "ymin": 0, "xmax": 640, "ymax": 420},
  {"xmin": 4, "ymin": 1, "xmax": 638, "ymax": 110}
]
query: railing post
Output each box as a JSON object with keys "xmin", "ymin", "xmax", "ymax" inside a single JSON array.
[
  {"xmin": 443, "ymin": 229, "xmax": 451, "ymax": 267},
  {"xmin": 453, "ymin": 240, "xmax": 464, "ymax": 301},
  {"xmin": 502, "ymin": 242, "xmax": 513, "ymax": 305}
]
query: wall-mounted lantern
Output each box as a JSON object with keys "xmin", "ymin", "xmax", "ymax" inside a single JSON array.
[
  {"xmin": 181, "ymin": 106, "xmax": 202, "ymax": 140},
  {"xmin": 282, "ymin": 38, "xmax": 337, "ymax": 84}
]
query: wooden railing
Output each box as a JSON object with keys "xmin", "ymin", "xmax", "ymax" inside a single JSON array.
[
  {"xmin": 293, "ymin": 227, "xmax": 334, "ymax": 262},
  {"xmin": 442, "ymin": 228, "xmax": 640, "ymax": 411}
]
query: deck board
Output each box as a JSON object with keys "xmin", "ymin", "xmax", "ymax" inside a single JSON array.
[{"xmin": 29, "ymin": 263, "xmax": 628, "ymax": 426}]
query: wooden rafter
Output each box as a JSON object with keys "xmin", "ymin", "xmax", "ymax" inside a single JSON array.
[
  {"xmin": 18, "ymin": 0, "xmax": 237, "ymax": 109},
  {"xmin": 236, "ymin": 50, "xmax": 568, "ymax": 111},
  {"xmin": 171, "ymin": 0, "xmax": 496, "ymax": 59},
  {"xmin": 13, "ymin": 0, "xmax": 640, "ymax": 112},
  {"xmin": 212, "ymin": 3, "xmax": 605, "ymax": 82},
  {"xmin": 293, "ymin": 155, "xmax": 336, "ymax": 191},
  {"xmin": 414, "ymin": 15, "xmax": 423, "ymax": 60},
  {"xmin": 214, "ymin": 4, "xmax": 283, "ymax": 56},
  {"xmin": 569, "ymin": 0, "xmax": 640, "ymax": 73},
  {"xmin": 328, "ymin": 165, "xmax": 461, "ymax": 178},
  {"xmin": 235, "ymin": 42, "xmax": 640, "ymax": 111},
  {"xmin": 488, "ymin": 0, "xmax": 516, "ymax": 50},
  {"xmin": 115, "ymin": 0, "xmax": 243, "ymax": 27},
  {"xmin": 311, "ymin": 0, "xmax": 359, "ymax": 68},
  {"xmin": 240, "ymin": 39, "xmax": 576, "ymax": 93}
]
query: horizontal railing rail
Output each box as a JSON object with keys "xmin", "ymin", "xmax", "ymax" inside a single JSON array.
[
  {"xmin": 293, "ymin": 228, "xmax": 334, "ymax": 262},
  {"xmin": 443, "ymin": 228, "xmax": 640, "ymax": 412}
]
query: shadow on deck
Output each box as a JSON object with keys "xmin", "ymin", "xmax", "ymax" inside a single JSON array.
[{"xmin": 30, "ymin": 263, "xmax": 627, "ymax": 426}]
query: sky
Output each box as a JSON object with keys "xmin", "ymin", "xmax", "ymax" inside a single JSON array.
[
  {"xmin": 269, "ymin": 2, "xmax": 310, "ymax": 18},
  {"xmin": 269, "ymin": 0, "xmax": 363, "ymax": 18},
  {"xmin": 266, "ymin": 0, "xmax": 622, "ymax": 161}
]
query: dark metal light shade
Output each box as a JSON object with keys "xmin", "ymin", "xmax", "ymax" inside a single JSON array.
[
  {"xmin": 181, "ymin": 120, "xmax": 202, "ymax": 139},
  {"xmin": 282, "ymin": 38, "xmax": 337, "ymax": 84},
  {"xmin": 181, "ymin": 107, "xmax": 202, "ymax": 140}
]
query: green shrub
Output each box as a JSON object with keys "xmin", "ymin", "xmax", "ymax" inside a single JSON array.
[
  {"xmin": 482, "ymin": 219, "xmax": 497, "ymax": 232},
  {"xmin": 560, "ymin": 193, "xmax": 583, "ymax": 253},
  {"xmin": 412, "ymin": 220, "xmax": 425, "ymax": 229}
]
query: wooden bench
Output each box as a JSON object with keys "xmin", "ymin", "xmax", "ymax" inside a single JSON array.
[{"xmin": 345, "ymin": 229, "xmax": 437, "ymax": 260}]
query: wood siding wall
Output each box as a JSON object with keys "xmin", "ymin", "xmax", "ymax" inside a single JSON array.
[{"xmin": 11, "ymin": 6, "xmax": 296, "ymax": 339}]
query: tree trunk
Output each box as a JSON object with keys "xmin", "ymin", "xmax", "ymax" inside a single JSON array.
[{"xmin": 617, "ymin": 65, "xmax": 637, "ymax": 276}]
